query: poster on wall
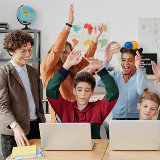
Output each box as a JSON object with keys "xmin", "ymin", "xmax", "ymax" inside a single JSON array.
[
  {"xmin": 67, "ymin": 23, "xmax": 110, "ymax": 52},
  {"xmin": 139, "ymin": 18, "xmax": 160, "ymax": 53}
]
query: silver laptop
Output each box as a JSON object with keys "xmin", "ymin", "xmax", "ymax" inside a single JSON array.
[
  {"xmin": 39, "ymin": 123, "xmax": 94, "ymax": 150},
  {"xmin": 109, "ymin": 120, "xmax": 160, "ymax": 150}
]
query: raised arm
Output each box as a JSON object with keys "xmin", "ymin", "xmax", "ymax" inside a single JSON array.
[
  {"xmin": 96, "ymin": 44, "xmax": 113, "ymax": 87},
  {"xmin": 40, "ymin": 3, "xmax": 74, "ymax": 89},
  {"xmin": 151, "ymin": 61, "xmax": 160, "ymax": 98},
  {"xmin": 135, "ymin": 51, "xmax": 148, "ymax": 95}
]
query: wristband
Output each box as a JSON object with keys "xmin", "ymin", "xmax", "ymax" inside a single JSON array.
[{"xmin": 66, "ymin": 23, "xmax": 72, "ymax": 27}]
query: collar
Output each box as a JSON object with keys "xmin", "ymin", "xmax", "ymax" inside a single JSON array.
[{"xmin": 10, "ymin": 59, "xmax": 27, "ymax": 73}]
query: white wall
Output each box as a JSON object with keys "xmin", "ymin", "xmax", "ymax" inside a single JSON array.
[{"xmin": 0, "ymin": 0, "xmax": 160, "ymax": 155}]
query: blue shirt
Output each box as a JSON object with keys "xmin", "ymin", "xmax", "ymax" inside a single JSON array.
[
  {"xmin": 96, "ymin": 61, "xmax": 148, "ymax": 118},
  {"xmin": 10, "ymin": 60, "xmax": 38, "ymax": 120}
]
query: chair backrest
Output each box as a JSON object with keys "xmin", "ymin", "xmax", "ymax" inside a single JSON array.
[{"xmin": 100, "ymin": 123, "xmax": 107, "ymax": 139}]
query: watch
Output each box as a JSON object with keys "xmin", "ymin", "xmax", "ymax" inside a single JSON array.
[{"xmin": 10, "ymin": 122, "xmax": 18, "ymax": 129}]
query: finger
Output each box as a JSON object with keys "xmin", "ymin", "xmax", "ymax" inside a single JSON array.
[
  {"xmin": 105, "ymin": 44, "xmax": 111, "ymax": 51},
  {"xmin": 15, "ymin": 138, "xmax": 20, "ymax": 147},
  {"xmin": 23, "ymin": 135, "xmax": 30, "ymax": 146},
  {"xmin": 19, "ymin": 136, "xmax": 26, "ymax": 146}
]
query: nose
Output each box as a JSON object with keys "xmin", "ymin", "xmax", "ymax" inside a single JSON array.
[{"xmin": 81, "ymin": 90, "xmax": 85, "ymax": 96}]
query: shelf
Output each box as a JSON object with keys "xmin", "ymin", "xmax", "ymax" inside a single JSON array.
[{"xmin": 147, "ymin": 75, "xmax": 156, "ymax": 79}]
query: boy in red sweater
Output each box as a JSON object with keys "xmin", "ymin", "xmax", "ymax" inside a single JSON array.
[{"xmin": 46, "ymin": 50, "xmax": 119, "ymax": 139}]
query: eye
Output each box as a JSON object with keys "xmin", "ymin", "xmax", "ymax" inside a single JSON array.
[
  {"xmin": 151, "ymin": 108, "xmax": 155, "ymax": 111},
  {"xmin": 121, "ymin": 59, "xmax": 125, "ymax": 62},
  {"xmin": 78, "ymin": 89, "xmax": 82, "ymax": 92},
  {"xmin": 85, "ymin": 89, "xmax": 90, "ymax": 92},
  {"xmin": 144, "ymin": 105, "xmax": 147, "ymax": 108},
  {"xmin": 21, "ymin": 50, "xmax": 26, "ymax": 53},
  {"xmin": 129, "ymin": 60, "xmax": 133, "ymax": 62}
]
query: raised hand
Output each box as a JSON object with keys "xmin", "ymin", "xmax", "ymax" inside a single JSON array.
[
  {"xmin": 104, "ymin": 44, "xmax": 113, "ymax": 63},
  {"xmin": 135, "ymin": 51, "xmax": 141, "ymax": 70},
  {"xmin": 151, "ymin": 60, "xmax": 160, "ymax": 83},
  {"xmin": 68, "ymin": 3, "xmax": 74, "ymax": 25},
  {"xmin": 63, "ymin": 50, "xmax": 82, "ymax": 70},
  {"xmin": 84, "ymin": 57, "xmax": 104, "ymax": 71},
  {"xmin": 92, "ymin": 23, "xmax": 103, "ymax": 43}
]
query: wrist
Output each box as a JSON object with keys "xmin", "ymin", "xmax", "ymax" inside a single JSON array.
[
  {"xmin": 156, "ymin": 79, "xmax": 160, "ymax": 83},
  {"xmin": 98, "ymin": 64, "xmax": 104, "ymax": 71},
  {"xmin": 137, "ymin": 67, "xmax": 141, "ymax": 70},
  {"xmin": 92, "ymin": 37, "xmax": 98, "ymax": 43},
  {"xmin": 63, "ymin": 62, "xmax": 71, "ymax": 70},
  {"xmin": 68, "ymin": 21, "xmax": 73, "ymax": 25},
  {"xmin": 10, "ymin": 122, "xmax": 19, "ymax": 129}
]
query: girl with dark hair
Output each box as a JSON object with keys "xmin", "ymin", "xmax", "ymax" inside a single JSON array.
[
  {"xmin": 40, "ymin": 4, "xmax": 103, "ymax": 122},
  {"xmin": 96, "ymin": 44, "xmax": 148, "ymax": 138}
]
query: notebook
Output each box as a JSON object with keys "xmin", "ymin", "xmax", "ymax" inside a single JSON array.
[
  {"xmin": 11, "ymin": 145, "xmax": 36, "ymax": 158},
  {"xmin": 109, "ymin": 120, "xmax": 160, "ymax": 150},
  {"xmin": 39, "ymin": 123, "xmax": 94, "ymax": 150}
]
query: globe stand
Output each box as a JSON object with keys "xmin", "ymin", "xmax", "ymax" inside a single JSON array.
[{"xmin": 21, "ymin": 24, "xmax": 31, "ymax": 30}]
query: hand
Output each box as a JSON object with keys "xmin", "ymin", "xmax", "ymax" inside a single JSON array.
[
  {"xmin": 93, "ymin": 23, "xmax": 103, "ymax": 43},
  {"xmin": 84, "ymin": 57, "xmax": 104, "ymax": 71},
  {"xmin": 104, "ymin": 44, "xmax": 113, "ymax": 63},
  {"xmin": 13, "ymin": 124, "xmax": 30, "ymax": 147},
  {"xmin": 63, "ymin": 50, "xmax": 82, "ymax": 70},
  {"xmin": 151, "ymin": 60, "xmax": 160, "ymax": 83},
  {"xmin": 68, "ymin": 3, "xmax": 74, "ymax": 25},
  {"xmin": 135, "ymin": 51, "xmax": 141, "ymax": 70}
]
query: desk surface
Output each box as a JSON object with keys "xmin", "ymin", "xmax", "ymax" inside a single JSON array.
[
  {"xmin": 7, "ymin": 139, "xmax": 109, "ymax": 160},
  {"xmin": 103, "ymin": 144, "xmax": 160, "ymax": 160}
]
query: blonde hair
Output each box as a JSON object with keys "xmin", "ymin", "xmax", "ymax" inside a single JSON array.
[
  {"xmin": 48, "ymin": 41, "xmax": 77, "ymax": 78},
  {"xmin": 139, "ymin": 89, "xmax": 160, "ymax": 109}
]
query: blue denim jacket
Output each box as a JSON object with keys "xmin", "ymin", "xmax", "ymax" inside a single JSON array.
[{"xmin": 96, "ymin": 61, "xmax": 148, "ymax": 118}]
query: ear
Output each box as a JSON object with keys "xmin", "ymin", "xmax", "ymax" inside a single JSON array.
[
  {"xmin": 9, "ymin": 51, "xmax": 14, "ymax": 56},
  {"xmin": 154, "ymin": 109, "xmax": 159, "ymax": 116},
  {"xmin": 73, "ymin": 88, "xmax": 76, "ymax": 95},
  {"xmin": 137, "ymin": 103, "xmax": 140, "ymax": 110},
  {"xmin": 90, "ymin": 90, "xmax": 94, "ymax": 97}
]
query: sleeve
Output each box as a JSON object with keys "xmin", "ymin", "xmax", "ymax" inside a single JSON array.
[
  {"xmin": 136, "ymin": 70, "xmax": 148, "ymax": 95},
  {"xmin": 96, "ymin": 61, "xmax": 109, "ymax": 87},
  {"xmin": 77, "ymin": 41, "xmax": 98, "ymax": 72},
  {"xmin": 46, "ymin": 67, "xmax": 70, "ymax": 117},
  {"xmin": 153, "ymin": 81, "xmax": 160, "ymax": 99},
  {"xmin": 95, "ymin": 67, "xmax": 119, "ymax": 122},
  {"xmin": 0, "ymin": 69, "xmax": 16, "ymax": 128},
  {"xmin": 40, "ymin": 28, "xmax": 70, "ymax": 89}
]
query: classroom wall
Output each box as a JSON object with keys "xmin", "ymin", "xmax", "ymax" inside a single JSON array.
[{"xmin": 0, "ymin": 0, "xmax": 160, "ymax": 156}]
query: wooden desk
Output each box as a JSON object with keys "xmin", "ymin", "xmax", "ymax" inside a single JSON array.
[
  {"xmin": 103, "ymin": 144, "xmax": 160, "ymax": 160},
  {"xmin": 7, "ymin": 139, "xmax": 109, "ymax": 160}
]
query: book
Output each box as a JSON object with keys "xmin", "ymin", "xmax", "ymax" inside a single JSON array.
[
  {"xmin": 0, "ymin": 28, "xmax": 8, "ymax": 30},
  {"xmin": 15, "ymin": 146, "xmax": 44, "ymax": 160},
  {"xmin": 11, "ymin": 145, "xmax": 37, "ymax": 158},
  {"xmin": 0, "ymin": 22, "xmax": 8, "ymax": 25},
  {"xmin": 0, "ymin": 24, "xmax": 9, "ymax": 28}
]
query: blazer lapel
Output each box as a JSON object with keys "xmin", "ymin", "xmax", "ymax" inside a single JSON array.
[
  {"xmin": 8, "ymin": 62, "xmax": 24, "ymax": 88},
  {"xmin": 26, "ymin": 65, "xmax": 33, "ymax": 94}
]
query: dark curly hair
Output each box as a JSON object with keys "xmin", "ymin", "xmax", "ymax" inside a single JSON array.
[
  {"xmin": 120, "ymin": 47, "xmax": 143, "ymax": 58},
  {"xmin": 73, "ymin": 71, "xmax": 96, "ymax": 91},
  {"xmin": 3, "ymin": 30, "xmax": 34, "ymax": 56}
]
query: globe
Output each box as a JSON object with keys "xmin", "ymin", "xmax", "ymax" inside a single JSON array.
[{"xmin": 17, "ymin": 5, "xmax": 35, "ymax": 29}]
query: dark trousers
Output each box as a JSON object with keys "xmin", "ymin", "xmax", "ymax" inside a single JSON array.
[{"xmin": 1, "ymin": 119, "xmax": 41, "ymax": 160}]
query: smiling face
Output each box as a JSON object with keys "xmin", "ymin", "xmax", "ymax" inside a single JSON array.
[
  {"xmin": 121, "ymin": 52, "xmax": 135, "ymax": 74},
  {"xmin": 137, "ymin": 99, "xmax": 159, "ymax": 120},
  {"xmin": 73, "ymin": 82, "xmax": 94, "ymax": 109},
  {"xmin": 9, "ymin": 42, "xmax": 32, "ymax": 67}
]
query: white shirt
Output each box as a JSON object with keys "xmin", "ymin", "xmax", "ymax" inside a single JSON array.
[{"xmin": 10, "ymin": 59, "xmax": 38, "ymax": 120}]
